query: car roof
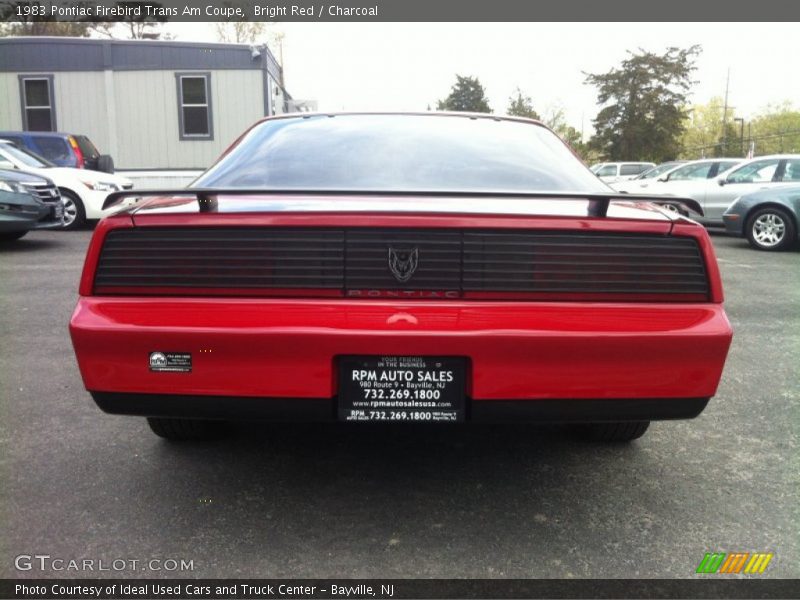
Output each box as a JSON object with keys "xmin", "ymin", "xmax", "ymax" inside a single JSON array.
[
  {"xmin": 741, "ymin": 154, "xmax": 800, "ymax": 160},
  {"xmin": 593, "ymin": 161, "xmax": 654, "ymax": 167},
  {"xmin": 654, "ymin": 157, "xmax": 742, "ymax": 177},
  {"xmin": 712, "ymin": 154, "xmax": 800, "ymax": 170},
  {"xmin": 0, "ymin": 131, "xmax": 77, "ymax": 138},
  {"xmin": 677, "ymin": 158, "xmax": 739, "ymax": 166}
]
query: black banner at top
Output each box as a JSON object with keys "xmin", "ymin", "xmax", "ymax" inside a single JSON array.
[{"xmin": 2, "ymin": 0, "xmax": 800, "ymax": 22}]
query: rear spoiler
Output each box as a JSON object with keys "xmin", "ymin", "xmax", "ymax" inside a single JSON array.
[{"xmin": 102, "ymin": 189, "xmax": 704, "ymax": 218}]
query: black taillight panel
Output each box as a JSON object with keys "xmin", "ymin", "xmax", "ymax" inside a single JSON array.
[
  {"xmin": 462, "ymin": 231, "xmax": 708, "ymax": 295},
  {"xmin": 94, "ymin": 227, "xmax": 709, "ymax": 298}
]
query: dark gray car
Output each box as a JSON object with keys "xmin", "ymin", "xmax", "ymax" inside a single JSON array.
[
  {"xmin": 0, "ymin": 168, "xmax": 63, "ymax": 242},
  {"xmin": 723, "ymin": 185, "xmax": 800, "ymax": 251}
]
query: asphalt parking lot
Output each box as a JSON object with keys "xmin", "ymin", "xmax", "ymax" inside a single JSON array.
[{"xmin": 0, "ymin": 229, "xmax": 798, "ymax": 579}]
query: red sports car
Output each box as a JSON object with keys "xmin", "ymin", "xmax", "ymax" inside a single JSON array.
[{"xmin": 69, "ymin": 113, "xmax": 732, "ymax": 442}]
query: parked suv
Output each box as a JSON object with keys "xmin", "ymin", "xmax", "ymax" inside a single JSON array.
[
  {"xmin": 590, "ymin": 162, "xmax": 656, "ymax": 183},
  {"xmin": 0, "ymin": 131, "xmax": 114, "ymax": 173}
]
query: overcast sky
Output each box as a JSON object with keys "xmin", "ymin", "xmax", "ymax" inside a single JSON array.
[{"xmin": 169, "ymin": 22, "xmax": 798, "ymax": 136}]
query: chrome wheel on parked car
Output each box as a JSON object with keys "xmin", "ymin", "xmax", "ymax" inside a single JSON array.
[
  {"xmin": 746, "ymin": 207, "xmax": 796, "ymax": 251},
  {"xmin": 60, "ymin": 191, "xmax": 86, "ymax": 229}
]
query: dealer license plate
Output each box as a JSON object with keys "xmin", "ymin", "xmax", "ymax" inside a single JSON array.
[{"xmin": 338, "ymin": 356, "xmax": 466, "ymax": 422}]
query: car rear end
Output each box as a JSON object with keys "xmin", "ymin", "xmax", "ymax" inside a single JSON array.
[
  {"xmin": 70, "ymin": 196, "xmax": 731, "ymax": 426},
  {"xmin": 68, "ymin": 114, "xmax": 733, "ymax": 441}
]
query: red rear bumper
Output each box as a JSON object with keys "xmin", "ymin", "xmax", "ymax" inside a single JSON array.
[{"xmin": 70, "ymin": 297, "xmax": 732, "ymax": 420}]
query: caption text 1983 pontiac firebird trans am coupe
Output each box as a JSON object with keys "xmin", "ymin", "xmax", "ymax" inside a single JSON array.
[{"xmin": 69, "ymin": 113, "xmax": 733, "ymax": 443}]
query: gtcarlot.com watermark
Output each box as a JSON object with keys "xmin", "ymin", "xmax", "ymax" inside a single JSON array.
[{"xmin": 15, "ymin": 554, "xmax": 195, "ymax": 572}]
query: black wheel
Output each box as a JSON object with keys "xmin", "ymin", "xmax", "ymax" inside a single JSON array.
[
  {"xmin": 0, "ymin": 230, "xmax": 29, "ymax": 242},
  {"xmin": 60, "ymin": 189, "xmax": 86, "ymax": 230},
  {"xmin": 745, "ymin": 206, "xmax": 797, "ymax": 251},
  {"xmin": 584, "ymin": 421, "xmax": 650, "ymax": 443},
  {"xmin": 146, "ymin": 417, "xmax": 221, "ymax": 441},
  {"xmin": 96, "ymin": 155, "xmax": 115, "ymax": 174}
]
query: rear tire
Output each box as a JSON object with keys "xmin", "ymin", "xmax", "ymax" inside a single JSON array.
[
  {"xmin": 147, "ymin": 417, "xmax": 221, "ymax": 441},
  {"xmin": 60, "ymin": 189, "xmax": 86, "ymax": 230},
  {"xmin": 745, "ymin": 206, "xmax": 796, "ymax": 251},
  {"xmin": 584, "ymin": 421, "xmax": 650, "ymax": 443},
  {"xmin": 0, "ymin": 230, "xmax": 28, "ymax": 242}
]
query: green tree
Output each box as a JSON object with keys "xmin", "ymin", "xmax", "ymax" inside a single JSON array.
[
  {"xmin": 437, "ymin": 75, "xmax": 491, "ymax": 113},
  {"xmin": 748, "ymin": 102, "xmax": 800, "ymax": 154},
  {"xmin": 538, "ymin": 104, "xmax": 586, "ymax": 155},
  {"xmin": 558, "ymin": 124, "xmax": 583, "ymax": 148},
  {"xmin": 506, "ymin": 88, "xmax": 540, "ymax": 120},
  {"xmin": 680, "ymin": 97, "xmax": 741, "ymax": 158},
  {"xmin": 586, "ymin": 45, "xmax": 701, "ymax": 162}
]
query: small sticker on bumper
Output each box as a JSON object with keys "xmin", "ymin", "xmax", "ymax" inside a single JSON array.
[{"xmin": 149, "ymin": 352, "xmax": 192, "ymax": 373}]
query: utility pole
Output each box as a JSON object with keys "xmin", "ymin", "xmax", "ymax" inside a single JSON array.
[
  {"xmin": 721, "ymin": 68, "xmax": 730, "ymax": 155},
  {"xmin": 734, "ymin": 117, "xmax": 745, "ymax": 156}
]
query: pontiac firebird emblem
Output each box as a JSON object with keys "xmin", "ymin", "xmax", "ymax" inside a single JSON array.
[{"xmin": 388, "ymin": 247, "xmax": 419, "ymax": 282}]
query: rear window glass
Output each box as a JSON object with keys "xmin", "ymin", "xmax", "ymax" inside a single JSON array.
[
  {"xmin": 596, "ymin": 165, "xmax": 617, "ymax": 177},
  {"xmin": 194, "ymin": 114, "xmax": 608, "ymax": 193},
  {"xmin": 620, "ymin": 164, "xmax": 648, "ymax": 176},
  {"xmin": 33, "ymin": 136, "xmax": 71, "ymax": 162},
  {"xmin": 0, "ymin": 136, "xmax": 24, "ymax": 147},
  {"xmin": 75, "ymin": 135, "xmax": 100, "ymax": 159}
]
